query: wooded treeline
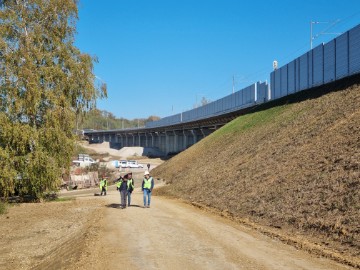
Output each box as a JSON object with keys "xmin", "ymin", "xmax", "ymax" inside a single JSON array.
[{"xmin": 79, "ymin": 109, "xmax": 160, "ymax": 130}]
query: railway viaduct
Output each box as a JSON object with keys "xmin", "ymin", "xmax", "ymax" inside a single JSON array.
[{"xmin": 84, "ymin": 105, "xmax": 255, "ymax": 156}]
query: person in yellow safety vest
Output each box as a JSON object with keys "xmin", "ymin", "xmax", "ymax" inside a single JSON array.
[
  {"xmin": 127, "ymin": 172, "xmax": 134, "ymax": 206},
  {"xmin": 118, "ymin": 175, "xmax": 128, "ymax": 209},
  {"xmin": 116, "ymin": 175, "xmax": 123, "ymax": 191},
  {"xmin": 100, "ymin": 177, "xmax": 108, "ymax": 196},
  {"xmin": 142, "ymin": 171, "xmax": 154, "ymax": 208}
]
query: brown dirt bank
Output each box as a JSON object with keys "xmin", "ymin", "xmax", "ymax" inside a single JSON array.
[
  {"xmin": 151, "ymin": 77, "xmax": 360, "ymax": 268},
  {"xmin": 0, "ymin": 197, "xmax": 104, "ymax": 270}
]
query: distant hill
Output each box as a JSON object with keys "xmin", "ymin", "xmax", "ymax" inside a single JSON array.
[{"xmin": 152, "ymin": 74, "xmax": 360, "ymax": 267}]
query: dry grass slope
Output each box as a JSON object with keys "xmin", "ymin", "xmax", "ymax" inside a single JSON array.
[{"xmin": 152, "ymin": 75, "xmax": 360, "ymax": 267}]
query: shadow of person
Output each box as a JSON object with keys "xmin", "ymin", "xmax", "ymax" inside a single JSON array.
[
  {"xmin": 106, "ymin": 203, "xmax": 121, "ymax": 208},
  {"xmin": 128, "ymin": 204, "xmax": 142, "ymax": 208}
]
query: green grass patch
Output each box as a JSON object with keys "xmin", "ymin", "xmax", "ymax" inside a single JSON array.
[
  {"xmin": 214, "ymin": 104, "xmax": 290, "ymax": 137},
  {"xmin": 0, "ymin": 201, "xmax": 8, "ymax": 215},
  {"xmin": 51, "ymin": 196, "xmax": 76, "ymax": 202}
]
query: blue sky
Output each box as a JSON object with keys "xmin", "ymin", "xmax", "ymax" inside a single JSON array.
[{"xmin": 75, "ymin": 0, "xmax": 360, "ymax": 119}]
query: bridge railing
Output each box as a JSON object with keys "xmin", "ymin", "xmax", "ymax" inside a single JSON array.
[
  {"xmin": 147, "ymin": 23, "xmax": 360, "ymax": 129},
  {"xmin": 145, "ymin": 80, "xmax": 269, "ymax": 128},
  {"xmin": 271, "ymin": 24, "xmax": 360, "ymax": 99}
]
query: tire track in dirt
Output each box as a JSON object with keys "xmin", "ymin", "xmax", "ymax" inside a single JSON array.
[{"xmin": 72, "ymin": 187, "xmax": 354, "ymax": 270}]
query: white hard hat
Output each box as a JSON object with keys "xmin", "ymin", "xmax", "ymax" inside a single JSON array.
[{"xmin": 144, "ymin": 171, "xmax": 150, "ymax": 176}]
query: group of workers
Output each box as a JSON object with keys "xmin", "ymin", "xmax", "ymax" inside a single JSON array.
[{"xmin": 99, "ymin": 169, "xmax": 154, "ymax": 209}]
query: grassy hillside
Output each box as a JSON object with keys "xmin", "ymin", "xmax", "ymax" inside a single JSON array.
[{"xmin": 152, "ymin": 75, "xmax": 360, "ymax": 266}]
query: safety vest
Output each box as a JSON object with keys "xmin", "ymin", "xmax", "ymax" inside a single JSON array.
[
  {"xmin": 99, "ymin": 180, "xmax": 104, "ymax": 190},
  {"xmin": 103, "ymin": 179, "xmax": 108, "ymax": 190},
  {"xmin": 143, "ymin": 177, "xmax": 152, "ymax": 189},
  {"xmin": 116, "ymin": 180, "xmax": 121, "ymax": 189},
  {"xmin": 127, "ymin": 178, "xmax": 134, "ymax": 189}
]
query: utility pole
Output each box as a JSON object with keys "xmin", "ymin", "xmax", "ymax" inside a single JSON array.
[{"xmin": 310, "ymin": 20, "xmax": 341, "ymax": 49}]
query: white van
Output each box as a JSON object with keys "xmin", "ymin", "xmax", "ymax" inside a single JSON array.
[
  {"xmin": 126, "ymin": 160, "xmax": 143, "ymax": 168},
  {"xmin": 119, "ymin": 160, "xmax": 128, "ymax": 168}
]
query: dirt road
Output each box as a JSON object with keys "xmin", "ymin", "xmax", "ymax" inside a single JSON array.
[{"xmin": 68, "ymin": 186, "xmax": 353, "ymax": 270}]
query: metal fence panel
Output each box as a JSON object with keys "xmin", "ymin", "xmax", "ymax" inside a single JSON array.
[
  {"xmin": 243, "ymin": 87, "xmax": 249, "ymax": 104},
  {"xmin": 239, "ymin": 89, "xmax": 244, "ymax": 107},
  {"xmin": 336, "ymin": 32, "xmax": 349, "ymax": 79},
  {"xmin": 295, "ymin": 58, "xmax": 300, "ymax": 92},
  {"xmin": 250, "ymin": 84, "xmax": 256, "ymax": 102},
  {"xmin": 230, "ymin": 93, "xmax": 236, "ymax": 110},
  {"xmin": 299, "ymin": 53, "xmax": 308, "ymax": 90},
  {"xmin": 234, "ymin": 91, "xmax": 240, "ymax": 108},
  {"xmin": 256, "ymin": 81, "xmax": 268, "ymax": 103},
  {"xmin": 287, "ymin": 60, "xmax": 296, "ymax": 94},
  {"xmin": 198, "ymin": 106, "xmax": 204, "ymax": 118},
  {"xmin": 270, "ymin": 71, "xmax": 275, "ymax": 100},
  {"xmin": 182, "ymin": 110, "xmax": 191, "ymax": 122},
  {"xmin": 308, "ymin": 50, "xmax": 313, "ymax": 87},
  {"xmin": 313, "ymin": 44, "xmax": 324, "ymax": 86},
  {"xmin": 245, "ymin": 86, "xmax": 252, "ymax": 103},
  {"xmin": 324, "ymin": 40, "xmax": 336, "ymax": 83},
  {"xmin": 223, "ymin": 95, "xmax": 231, "ymax": 111},
  {"xmin": 349, "ymin": 24, "xmax": 360, "ymax": 74},
  {"xmin": 215, "ymin": 98, "xmax": 221, "ymax": 113},
  {"xmin": 280, "ymin": 66, "xmax": 288, "ymax": 97},
  {"xmin": 230, "ymin": 93, "xmax": 236, "ymax": 109},
  {"xmin": 274, "ymin": 69, "xmax": 281, "ymax": 99}
]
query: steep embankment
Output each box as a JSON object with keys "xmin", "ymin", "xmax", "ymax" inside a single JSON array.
[{"xmin": 152, "ymin": 75, "xmax": 360, "ymax": 266}]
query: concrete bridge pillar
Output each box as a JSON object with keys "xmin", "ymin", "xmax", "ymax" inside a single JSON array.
[
  {"xmin": 174, "ymin": 131, "xmax": 178, "ymax": 152},
  {"xmin": 191, "ymin": 129, "xmax": 197, "ymax": 144},
  {"xmin": 165, "ymin": 131, "xmax": 170, "ymax": 155},
  {"xmin": 183, "ymin": 130, "xmax": 187, "ymax": 150},
  {"xmin": 150, "ymin": 133, "xmax": 154, "ymax": 147},
  {"xmin": 118, "ymin": 134, "xmax": 123, "ymax": 147}
]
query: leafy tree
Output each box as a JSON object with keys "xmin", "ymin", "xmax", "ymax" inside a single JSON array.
[{"xmin": 0, "ymin": 0, "xmax": 106, "ymax": 200}]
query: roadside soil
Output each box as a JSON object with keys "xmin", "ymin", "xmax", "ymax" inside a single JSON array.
[
  {"xmin": 0, "ymin": 185, "xmax": 355, "ymax": 270},
  {"xmin": 0, "ymin": 194, "xmax": 104, "ymax": 270},
  {"xmin": 152, "ymin": 78, "xmax": 360, "ymax": 267}
]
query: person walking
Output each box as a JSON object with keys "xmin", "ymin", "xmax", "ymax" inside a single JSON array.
[
  {"xmin": 127, "ymin": 172, "xmax": 135, "ymax": 206},
  {"xmin": 99, "ymin": 176, "xmax": 108, "ymax": 196},
  {"xmin": 118, "ymin": 176, "xmax": 128, "ymax": 209},
  {"xmin": 142, "ymin": 171, "xmax": 154, "ymax": 208},
  {"xmin": 116, "ymin": 175, "xmax": 123, "ymax": 191}
]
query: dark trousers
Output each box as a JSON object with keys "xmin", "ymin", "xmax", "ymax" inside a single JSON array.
[
  {"xmin": 101, "ymin": 187, "xmax": 106, "ymax": 196},
  {"xmin": 120, "ymin": 190, "xmax": 128, "ymax": 208}
]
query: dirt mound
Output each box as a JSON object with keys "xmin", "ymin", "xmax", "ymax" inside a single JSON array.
[
  {"xmin": 0, "ymin": 197, "xmax": 104, "ymax": 270},
  {"xmin": 80, "ymin": 141, "xmax": 122, "ymax": 157},
  {"xmin": 152, "ymin": 76, "xmax": 360, "ymax": 267},
  {"xmin": 118, "ymin": 147, "xmax": 164, "ymax": 158}
]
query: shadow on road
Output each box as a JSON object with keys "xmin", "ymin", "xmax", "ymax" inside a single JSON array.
[{"xmin": 105, "ymin": 203, "xmax": 142, "ymax": 208}]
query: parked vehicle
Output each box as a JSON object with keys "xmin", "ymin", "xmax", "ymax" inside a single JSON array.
[
  {"xmin": 72, "ymin": 154, "xmax": 97, "ymax": 167},
  {"xmin": 126, "ymin": 160, "xmax": 143, "ymax": 168},
  {"xmin": 116, "ymin": 159, "xmax": 144, "ymax": 169},
  {"xmin": 118, "ymin": 160, "xmax": 128, "ymax": 168}
]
